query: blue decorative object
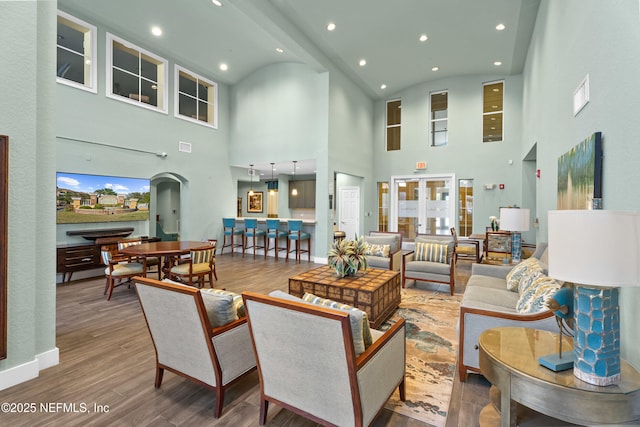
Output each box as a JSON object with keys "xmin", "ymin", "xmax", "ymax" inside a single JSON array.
[{"xmin": 539, "ymin": 286, "xmax": 575, "ymax": 372}]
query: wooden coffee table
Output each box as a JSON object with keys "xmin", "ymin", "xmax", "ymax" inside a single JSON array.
[{"xmin": 288, "ymin": 266, "xmax": 401, "ymax": 329}]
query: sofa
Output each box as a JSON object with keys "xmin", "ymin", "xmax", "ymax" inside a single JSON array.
[
  {"xmin": 402, "ymin": 234, "xmax": 455, "ymax": 294},
  {"xmin": 363, "ymin": 231, "xmax": 403, "ymax": 271},
  {"xmin": 457, "ymin": 243, "xmax": 561, "ymax": 381}
]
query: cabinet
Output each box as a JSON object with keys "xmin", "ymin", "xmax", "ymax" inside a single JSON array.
[
  {"xmin": 289, "ymin": 180, "xmax": 316, "ymax": 208},
  {"xmin": 57, "ymin": 243, "xmax": 103, "ymax": 283}
]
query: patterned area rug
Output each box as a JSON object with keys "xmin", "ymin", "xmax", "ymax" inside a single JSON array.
[{"xmin": 380, "ymin": 288, "xmax": 462, "ymax": 427}]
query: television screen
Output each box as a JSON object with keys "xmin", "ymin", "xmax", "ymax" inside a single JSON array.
[{"xmin": 56, "ymin": 172, "xmax": 150, "ymax": 224}]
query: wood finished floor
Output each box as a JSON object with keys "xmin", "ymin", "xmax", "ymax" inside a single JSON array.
[{"xmin": 0, "ymin": 254, "xmax": 489, "ymax": 427}]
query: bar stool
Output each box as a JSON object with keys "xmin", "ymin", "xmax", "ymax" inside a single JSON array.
[
  {"xmin": 266, "ymin": 219, "xmax": 288, "ymax": 260},
  {"xmin": 221, "ymin": 218, "xmax": 243, "ymax": 256},
  {"xmin": 286, "ymin": 220, "xmax": 311, "ymax": 263},
  {"xmin": 243, "ymin": 218, "xmax": 267, "ymax": 258}
]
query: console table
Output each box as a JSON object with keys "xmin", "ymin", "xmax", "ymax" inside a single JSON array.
[
  {"xmin": 288, "ymin": 266, "xmax": 401, "ymax": 329},
  {"xmin": 479, "ymin": 327, "xmax": 640, "ymax": 426}
]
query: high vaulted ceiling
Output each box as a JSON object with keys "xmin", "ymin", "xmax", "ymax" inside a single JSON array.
[{"xmin": 59, "ymin": 0, "xmax": 541, "ymax": 100}]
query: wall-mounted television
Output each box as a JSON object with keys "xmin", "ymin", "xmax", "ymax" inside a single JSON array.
[{"xmin": 56, "ymin": 172, "xmax": 150, "ymax": 224}]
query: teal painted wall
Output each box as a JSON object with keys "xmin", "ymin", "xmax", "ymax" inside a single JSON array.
[
  {"xmin": 0, "ymin": 0, "xmax": 57, "ymax": 372},
  {"xmin": 372, "ymin": 74, "xmax": 527, "ymax": 238},
  {"xmin": 523, "ymin": 0, "xmax": 640, "ymax": 368}
]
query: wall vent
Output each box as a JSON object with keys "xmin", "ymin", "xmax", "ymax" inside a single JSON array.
[{"xmin": 178, "ymin": 141, "xmax": 192, "ymax": 153}]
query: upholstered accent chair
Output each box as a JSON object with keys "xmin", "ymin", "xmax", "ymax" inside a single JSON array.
[
  {"xmin": 101, "ymin": 247, "xmax": 146, "ymax": 300},
  {"xmin": 134, "ymin": 277, "xmax": 257, "ymax": 418},
  {"xmin": 169, "ymin": 246, "xmax": 217, "ymax": 288},
  {"xmin": 118, "ymin": 238, "xmax": 161, "ymax": 279},
  {"xmin": 450, "ymin": 227, "xmax": 481, "ymax": 263},
  {"xmin": 242, "ymin": 291, "xmax": 406, "ymax": 426},
  {"xmin": 363, "ymin": 231, "xmax": 403, "ymax": 271},
  {"xmin": 402, "ymin": 234, "xmax": 456, "ymax": 295}
]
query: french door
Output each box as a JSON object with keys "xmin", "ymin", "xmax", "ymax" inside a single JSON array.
[{"xmin": 389, "ymin": 174, "xmax": 455, "ymax": 241}]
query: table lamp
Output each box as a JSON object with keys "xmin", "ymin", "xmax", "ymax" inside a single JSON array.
[
  {"xmin": 548, "ymin": 210, "xmax": 640, "ymax": 386},
  {"xmin": 499, "ymin": 207, "xmax": 530, "ymax": 262}
]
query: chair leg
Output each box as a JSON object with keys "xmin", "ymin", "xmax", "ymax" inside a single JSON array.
[
  {"xmin": 213, "ymin": 264, "xmax": 218, "ymax": 280},
  {"xmin": 307, "ymin": 237, "xmax": 311, "ymax": 262},
  {"xmin": 259, "ymin": 398, "xmax": 269, "ymax": 425},
  {"xmin": 252, "ymin": 234, "xmax": 257, "ymax": 258},
  {"xmin": 104, "ymin": 276, "xmax": 110, "ymax": 295},
  {"xmin": 106, "ymin": 277, "xmax": 115, "ymax": 301},
  {"xmin": 154, "ymin": 367, "xmax": 164, "ymax": 388},
  {"xmin": 263, "ymin": 235, "xmax": 267, "ymax": 258},
  {"xmin": 398, "ymin": 378, "xmax": 406, "ymax": 402},
  {"xmin": 214, "ymin": 386, "xmax": 224, "ymax": 418}
]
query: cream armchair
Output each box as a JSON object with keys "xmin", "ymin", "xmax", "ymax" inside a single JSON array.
[
  {"xmin": 242, "ymin": 291, "xmax": 406, "ymax": 427},
  {"xmin": 363, "ymin": 231, "xmax": 403, "ymax": 271},
  {"xmin": 402, "ymin": 234, "xmax": 456, "ymax": 295},
  {"xmin": 134, "ymin": 277, "xmax": 256, "ymax": 418}
]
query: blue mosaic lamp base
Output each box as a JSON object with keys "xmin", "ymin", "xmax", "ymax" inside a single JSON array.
[
  {"xmin": 573, "ymin": 284, "xmax": 620, "ymax": 386},
  {"xmin": 511, "ymin": 232, "xmax": 522, "ymax": 262}
]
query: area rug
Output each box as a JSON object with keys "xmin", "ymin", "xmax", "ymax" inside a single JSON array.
[{"xmin": 380, "ymin": 288, "xmax": 462, "ymax": 427}]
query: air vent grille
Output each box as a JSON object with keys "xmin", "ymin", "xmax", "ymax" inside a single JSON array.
[{"xmin": 178, "ymin": 141, "xmax": 192, "ymax": 153}]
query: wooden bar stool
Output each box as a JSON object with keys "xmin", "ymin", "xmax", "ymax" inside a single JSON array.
[
  {"xmin": 286, "ymin": 220, "xmax": 311, "ymax": 263},
  {"xmin": 221, "ymin": 218, "xmax": 243, "ymax": 255},
  {"xmin": 266, "ymin": 219, "xmax": 288, "ymax": 260},
  {"xmin": 243, "ymin": 218, "xmax": 267, "ymax": 258}
]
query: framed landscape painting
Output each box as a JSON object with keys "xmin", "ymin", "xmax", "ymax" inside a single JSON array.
[
  {"xmin": 248, "ymin": 191, "xmax": 263, "ymax": 213},
  {"xmin": 557, "ymin": 132, "xmax": 603, "ymax": 210}
]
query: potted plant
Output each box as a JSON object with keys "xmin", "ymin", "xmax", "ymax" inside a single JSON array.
[{"xmin": 328, "ymin": 234, "xmax": 369, "ymax": 277}]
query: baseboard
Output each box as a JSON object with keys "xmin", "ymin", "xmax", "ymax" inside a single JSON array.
[{"xmin": 0, "ymin": 347, "xmax": 59, "ymax": 391}]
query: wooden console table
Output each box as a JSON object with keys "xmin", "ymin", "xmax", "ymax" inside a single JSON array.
[
  {"xmin": 289, "ymin": 266, "xmax": 401, "ymax": 329},
  {"xmin": 479, "ymin": 327, "xmax": 640, "ymax": 426}
]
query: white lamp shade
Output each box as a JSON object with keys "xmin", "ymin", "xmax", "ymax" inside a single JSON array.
[
  {"xmin": 548, "ymin": 210, "xmax": 640, "ymax": 287},
  {"xmin": 499, "ymin": 208, "xmax": 530, "ymax": 232}
]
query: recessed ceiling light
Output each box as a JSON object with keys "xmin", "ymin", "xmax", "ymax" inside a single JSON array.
[
  {"xmin": 359, "ymin": 59, "xmax": 366, "ymax": 67},
  {"xmin": 380, "ymin": 84, "xmax": 387, "ymax": 90},
  {"xmin": 494, "ymin": 61, "xmax": 502, "ymax": 66},
  {"xmin": 151, "ymin": 26, "xmax": 162, "ymax": 36},
  {"xmin": 496, "ymin": 23, "xmax": 506, "ymax": 31},
  {"xmin": 432, "ymin": 66, "xmax": 439, "ymax": 71},
  {"xmin": 327, "ymin": 22, "xmax": 336, "ymax": 31},
  {"xmin": 219, "ymin": 63, "xmax": 228, "ymax": 71},
  {"xmin": 212, "ymin": 0, "xmax": 223, "ymax": 6},
  {"xmin": 419, "ymin": 34, "xmax": 428, "ymax": 42},
  {"xmin": 276, "ymin": 47, "xmax": 284, "ymax": 53}
]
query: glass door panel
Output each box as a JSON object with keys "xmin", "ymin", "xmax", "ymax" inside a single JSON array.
[
  {"xmin": 396, "ymin": 179, "xmax": 420, "ymax": 240},
  {"xmin": 458, "ymin": 179, "xmax": 474, "ymax": 237}
]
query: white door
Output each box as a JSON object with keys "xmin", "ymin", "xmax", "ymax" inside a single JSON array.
[{"xmin": 338, "ymin": 186, "xmax": 360, "ymax": 239}]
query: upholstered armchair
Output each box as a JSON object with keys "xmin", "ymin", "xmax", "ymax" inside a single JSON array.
[
  {"xmin": 242, "ymin": 291, "xmax": 406, "ymax": 427},
  {"xmin": 101, "ymin": 247, "xmax": 146, "ymax": 300},
  {"xmin": 363, "ymin": 231, "xmax": 403, "ymax": 271},
  {"xmin": 402, "ymin": 235, "xmax": 456, "ymax": 295},
  {"xmin": 169, "ymin": 246, "xmax": 217, "ymax": 288},
  {"xmin": 134, "ymin": 277, "xmax": 256, "ymax": 418}
]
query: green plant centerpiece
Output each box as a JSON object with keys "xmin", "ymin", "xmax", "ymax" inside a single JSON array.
[{"xmin": 328, "ymin": 234, "xmax": 369, "ymax": 278}]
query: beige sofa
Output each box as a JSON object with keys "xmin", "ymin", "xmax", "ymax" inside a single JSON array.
[{"xmin": 457, "ymin": 243, "xmax": 560, "ymax": 381}]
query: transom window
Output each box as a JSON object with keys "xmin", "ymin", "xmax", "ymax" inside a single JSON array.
[
  {"xmin": 430, "ymin": 91, "xmax": 448, "ymax": 147},
  {"xmin": 106, "ymin": 33, "xmax": 168, "ymax": 113},
  {"xmin": 174, "ymin": 65, "xmax": 217, "ymax": 128},
  {"xmin": 56, "ymin": 11, "xmax": 97, "ymax": 93},
  {"xmin": 386, "ymin": 99, "xmax": 401, "ymax": 151},
  {"xmin": 482, "ymin": 81, "xmax": 504, "ymax": 142}
]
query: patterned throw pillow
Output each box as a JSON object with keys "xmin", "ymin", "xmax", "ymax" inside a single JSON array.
[
  {"xmin": 415, "ymin": 242, "xmax": 448, "ymax": 264},
  {"xmin": 201, "ymin": 288, "xmax": 245, "ymax": 318},
  {"xmin": 364, "ymin": 244, "xmax": 390, "ymax": 258},
  {"xmin": 302, "ymin": 293, "xmax": 373, "ymax": 353},
  {"xmin": 506, "ymin": 257, "xmax": 542, "ymax": 292},
  {"xmin": 516, "ymin": 276, "xmax": 562, "ymax": 314}
]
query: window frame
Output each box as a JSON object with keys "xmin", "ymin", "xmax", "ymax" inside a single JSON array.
[
  {"xmin": 56, "ymin": 10, "xmax": 97, "ymax": 93},
  {"xmin": 429, "ymin": 90, "xmax": 448, "ymax": 147},
  {"xmin": 385, "ymin": 98, "xmax": 401, "ymax": 151},
  {"xmin": 174, "ymin": 65, "xmax": 218, "ymax": 129},
  {"xmin": 106, "ymin": 32, "xmax": 168, "ymax": 114},
  {"xmin": 482, "ymin": 80, "xmax": 504, "ymax": 143}
]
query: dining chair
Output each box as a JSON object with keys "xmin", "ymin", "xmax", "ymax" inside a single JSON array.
[
  {"xmin": 169, "ymin": 247, "xmax": 217, "ymax": 288},
  {"xmin": 286, "ymin": 220, "xmax": 311, "ymax": 262},
  {"xmin": 101, "ymin": 247, "xmax": 147, "ymax": 300},
  {"xmin": 450, "ymin": 227, "xmax": 481, "ymax": 263},
  {"xmin": 243, "ymin": 218, "xmax": 266, "ymax": 258},
  {"xmin": 221, "ymin": 218, "xmax": 243, "ymax": 255},
  {"xmin": 265, "ymin": 219, "xmax": 287, "ymax": 260},
  {"xmin": 118, "ymin": 238, "xmax": 161, "ymax": 279}
]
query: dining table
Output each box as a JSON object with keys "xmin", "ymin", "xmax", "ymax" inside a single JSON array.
[{"xmin": 119, "ymin": 240, "xmax": 213, "ymax": 279}]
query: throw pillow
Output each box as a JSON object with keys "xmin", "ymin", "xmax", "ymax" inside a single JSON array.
[
  {"xmin": 505, "ymin": 257, "xmax": 541, "ymax": 292},
  {"xmin": 516, "ymin": 276, "xmax": 562, "ymax": 314},
  {"xmin": 364, "ymin": 243, "xmax": 390, "ymax": 258},
  {"xmin": 302, "ymin": 292, "xmax": 372, "ymax": 354},
  {"xmin": 415, "ymin": 242, "xmax": 448, "ymax": 264},
  {"xmin": 199, "ymin": 291, "xmax": 239, "ymax": 327},
  {"xmin": 201, "ymin": 288, "xmax": 245, "ymax": 317}
]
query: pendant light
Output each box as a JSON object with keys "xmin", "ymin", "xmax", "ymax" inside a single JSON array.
[
  {"xmin": 269, "ymin": 163, "xmax": 276, "ymax": 195},
  {"xmin": 248, "ymin": 164, "xmax": 254, "ymax": 196},
  {"xmin": 291, "ymin": 161, "xmax": 298, "ymax": 196}
]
